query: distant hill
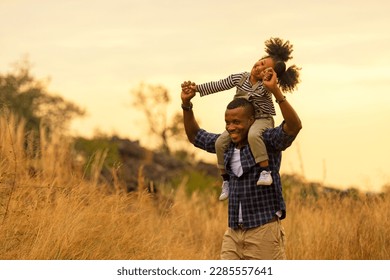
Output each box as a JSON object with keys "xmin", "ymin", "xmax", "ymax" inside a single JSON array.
[
  {"xmin": 98, "ymin": 136, "xmax": 220, "ymax": 192},
  {"xmin": 88, "ymin": 136, "xmax": 386, "ymax": 199}
]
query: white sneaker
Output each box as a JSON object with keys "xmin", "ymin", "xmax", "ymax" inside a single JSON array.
[
  {"xmin": 257, "ymin": 170, "xmax": 273, "ymax": 186},
  {"xmin": 219, "ymin": 181, "xmax": 229, "ymax": 201}
]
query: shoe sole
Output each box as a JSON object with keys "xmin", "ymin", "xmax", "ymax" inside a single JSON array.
[
  {"xmin": 256, "ymin": 181, "xmax": 273, "ymax": 186},
  {"xmin": 219, "ymin": 195, "xmax": 228, "ymax": 201}
]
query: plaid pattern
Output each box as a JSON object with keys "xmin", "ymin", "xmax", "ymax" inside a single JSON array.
[
  {"xmin": 194, "ymin": 123, "xmax": 296, "ymax": 229},
  {"xmin": 197, "ymin": 72, "xmax": 276, "ymax": 116}
]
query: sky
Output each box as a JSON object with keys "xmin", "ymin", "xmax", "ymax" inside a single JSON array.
[{"xmin": 1, "ymin": 0, "xmax": 390, "ymax": 192}]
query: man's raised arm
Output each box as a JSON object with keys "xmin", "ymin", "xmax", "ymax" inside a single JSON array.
[
  {"xmin": 263, "ymin": 70, "xmax": 302, "ymax": 136},
  {"xmin": 181, "ymin": 81, "xmax": 200, "ymax": 144}
]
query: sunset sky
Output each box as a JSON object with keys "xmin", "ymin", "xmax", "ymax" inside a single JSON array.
[{"xmin": 1, "ymin": 0, "xmax": 390, "ymax": 192}]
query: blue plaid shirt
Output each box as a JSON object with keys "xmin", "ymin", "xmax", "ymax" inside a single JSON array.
[{"xmin": 194, "ymin": 122, "xmax": 296, "ymax": 229}]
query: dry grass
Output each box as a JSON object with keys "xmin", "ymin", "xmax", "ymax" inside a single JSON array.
[
  {"xmin": 284, "ymin": 190, "xmax": 390, "ymax": 259},
  {"xmin": 1, "ymin": 114, "xmax": 389, "ymax": 260}
]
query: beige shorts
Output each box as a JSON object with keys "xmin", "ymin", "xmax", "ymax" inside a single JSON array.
[{"xmin": 220, "ymin": 218, "xmax": 286, "ymax": 260}]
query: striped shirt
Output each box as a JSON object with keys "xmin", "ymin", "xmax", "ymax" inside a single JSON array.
[
  {"xmin": 194, "ymin": 123, "xmax": 296, "ymax": 229},
  {"xmin": 197, "ymin": 72, "xmax": 276, "ymax": 116}
]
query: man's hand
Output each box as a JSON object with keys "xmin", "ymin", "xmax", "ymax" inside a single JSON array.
[
  {"xmin": 181, "ymin": 81, "xmax": 200, "ymax": 143},
  {"xmin": 181, "ymin": 81, "xmax": 196, "ymax": 105},
  {"xmin": 262, "ymin": 68, "xmax": 278, "ymax": 93},
  {"xmin": 262, "ymin": 69, "xmax": 302, "ymax": 136}
]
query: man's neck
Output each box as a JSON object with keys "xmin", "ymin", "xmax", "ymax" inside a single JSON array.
[{"xmin": 235, "ymin": 141, "xmax": 248, "ymax": 149}]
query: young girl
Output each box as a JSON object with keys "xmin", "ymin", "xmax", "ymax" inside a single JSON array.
[{"xmin": 183, "ymin": 38, "xmax": 300, "ymax": 200}]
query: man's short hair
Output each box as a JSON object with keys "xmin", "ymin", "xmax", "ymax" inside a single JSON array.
[{"xmin": 226, "ymin": 98, "xmax": 255, "ymax": 117}]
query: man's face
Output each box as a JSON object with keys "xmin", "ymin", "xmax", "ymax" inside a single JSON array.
[
  {"xmin": 251, "ymin": 57, "xmax": 275, "ymax": 82},
  {"xmin": 225, "ymin": 106, "xmax": 254, "ymax": 148}
]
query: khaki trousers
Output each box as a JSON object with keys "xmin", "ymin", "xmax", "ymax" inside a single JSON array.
[
  {"xmin": 215, "ymin": 117, "xmax": 274, "ymax": 169},
  {"xmin": 220, "ymin": 219, "xmax": 286, "ymax": 260}
]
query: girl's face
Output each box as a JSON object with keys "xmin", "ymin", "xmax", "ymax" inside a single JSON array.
[{"xmin": 251, "ymin": 57, "xmax": 275, "ymax": 82}]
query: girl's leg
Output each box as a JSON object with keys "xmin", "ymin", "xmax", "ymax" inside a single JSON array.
[
  {"xmin": 215, "ymin": 131, "xmax": 231, "ymax": 200},
  {"xmin": 248, "ymin": 118, "xmax": 274, "ymax": 185}
]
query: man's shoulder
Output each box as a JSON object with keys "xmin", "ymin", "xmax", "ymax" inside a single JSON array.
[
  {"xmin": 263, "ymin": 123, "xmax": 297, "ymax": 151},
  {"xmin": 194, "ymin": 129, "xmax": 220, "ymax": 153},
  {"xmin": 196, "ymin": 128, "xmax": 219, "ymax": 138}
]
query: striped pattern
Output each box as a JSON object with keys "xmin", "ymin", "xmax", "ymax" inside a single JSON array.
[{"xmin": 197, "ymin": 72, "xmax": 276, "ymax": 116}]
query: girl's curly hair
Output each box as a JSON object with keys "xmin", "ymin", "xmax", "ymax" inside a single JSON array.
[
  {"xmin": 265, "ymin": 37, "xmax": 293, "ymax": 62},
  {"xmin": 263, "ymin": 37, "xmax": 301, "ymax": 93}
]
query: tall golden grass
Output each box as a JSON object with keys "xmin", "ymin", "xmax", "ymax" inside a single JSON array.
[
  {"xmin": 0, "ymin": 113, "xmax": 389, "ymax": 260},
  {"xmin": 285, "ymin": 188, "xmax": 390, "ymax": 259}
]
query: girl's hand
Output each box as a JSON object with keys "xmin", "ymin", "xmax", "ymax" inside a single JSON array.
[
  {"xmin": 181, "ymin": 81, "xmax": 196, "ymax": 94},
  {"xmin": 262, "ymin": 69, "xmax": 278, "ymax": 92},
  {"xmin": 262, "ymin": 67, "xmax": 273, "ymax": 82},
  {"xmin": 181, "ymin": 81, "xmax": 196, "ymax": 104}
]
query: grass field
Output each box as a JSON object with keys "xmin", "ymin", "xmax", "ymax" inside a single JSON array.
[{"xmin": 1, "ymin": 114, "xmax": 389, "ymax": 260}]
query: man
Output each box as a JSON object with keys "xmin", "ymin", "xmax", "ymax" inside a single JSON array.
[{"xmin": 181, "ymin": 68, "xmax": 302, "ymax": 259}]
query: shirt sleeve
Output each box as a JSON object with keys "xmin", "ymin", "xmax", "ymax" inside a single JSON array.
[
  {"xmin": 197, "ymin": 73, "xmax": 244, "ymax": 97},
  {"xmin": 263, "ymin": 122, "xmax": 296, "ymax": 152},
  {"xmin": 193, "ymin": 129, "xmax": 220, "ymax": 154}
]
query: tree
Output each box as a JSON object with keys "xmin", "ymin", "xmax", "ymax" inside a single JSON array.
[
  {"xmin": 131, "ymin": 83, "xmax": 185, "ymax": 155},
  {"xmin": 0, "ymin": 59, "xmax": 85, "ymax": 134}
]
